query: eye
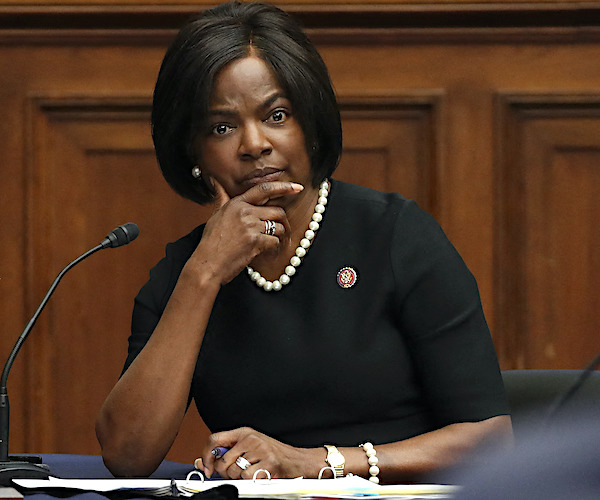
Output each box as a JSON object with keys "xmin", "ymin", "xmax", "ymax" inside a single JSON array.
[
  {"xmin": 211, "ymin": 123, "xmax": 234, "ymax": 136},
  {"xmin": 267, "ymin": 109, "xmax": 288, "ymax": 124}
]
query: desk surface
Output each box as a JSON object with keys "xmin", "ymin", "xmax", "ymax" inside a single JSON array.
[
  {"xmin": 38, "ymin": 454, "xmax": 193, "ymax": 480},
  {"xmin": 14, "ymin": 454, "xmax": 195, "ymax": 500}
]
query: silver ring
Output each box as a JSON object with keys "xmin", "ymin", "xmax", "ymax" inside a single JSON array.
[
  {"xmin": 235, "ymin": 456, "xmax": 252, "ymax": 470},
  {"xmin": 264, "ymin": 220, "xmax": 276, "ymax": 236}
]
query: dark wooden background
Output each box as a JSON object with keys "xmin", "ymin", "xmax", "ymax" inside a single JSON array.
[{"xmin": 1, "ymin": 0, "xmax": 600, "ymax": 463}]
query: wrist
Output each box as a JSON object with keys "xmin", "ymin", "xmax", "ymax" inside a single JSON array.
[
  {"xmin": 179, "ymin": 256, "xmax": 223, "ymax": 292},
  {"xmin": 304, "ymin": 447, "xmax": 329, "ymax": 478},
  {"xmin": 323, "ymin": 444, "xmax": 345, "ymax": 478}
]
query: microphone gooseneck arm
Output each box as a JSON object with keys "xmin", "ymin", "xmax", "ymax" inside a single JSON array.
[
  {"xmin": 0, "ymin": 222, "xmax": 139, "ymax": 467},
  {"xmin": 0, "ymin": 243, "xmax": 103, "ymax": 461}
]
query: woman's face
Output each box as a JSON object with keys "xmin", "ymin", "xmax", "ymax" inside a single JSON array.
[{"xmin": 194, "ymin": 56, "xmax": 314, "ymax": 204}]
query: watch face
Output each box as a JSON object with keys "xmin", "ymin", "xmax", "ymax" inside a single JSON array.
[{"xmin": 328, "ymin": 452, "xmax": 345, "ymax": 467}]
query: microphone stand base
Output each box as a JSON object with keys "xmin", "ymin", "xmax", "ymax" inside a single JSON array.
[{"xmin": 0, "ymin": 460, "xmax": 49, "ymax": 486}]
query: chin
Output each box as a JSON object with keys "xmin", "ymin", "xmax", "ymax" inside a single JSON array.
[{"xmin": 264, "ymin": 197, "xmax": 287, "ymax": 208}]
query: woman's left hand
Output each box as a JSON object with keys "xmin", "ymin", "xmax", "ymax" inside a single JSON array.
[{"xmin": 195, "ymin": 427, "xmax": 323, "ymax": 479}]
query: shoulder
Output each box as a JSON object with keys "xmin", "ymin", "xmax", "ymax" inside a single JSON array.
[
  {"xmin": 330, "ymin": 178, "xmax": 408, "ymax": 210},
  {"xmin": 328, "ymin": 179, "xmax": 414, "ymax": 225},
  {"xmin": 329, "ymin": 179, "xmax": 443, "ymax": 239},
  {"xmin": 325, "ymin": 179, "xmax": 462, "ymax": 282},
  {"xmin": 328, "ymin": 180, "xmax": 471, "ymax": 286}
]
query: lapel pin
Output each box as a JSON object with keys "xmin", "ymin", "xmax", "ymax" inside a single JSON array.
[{"xmin": 337, "ymin": 267, "xmax": 358, "ymax": 288}]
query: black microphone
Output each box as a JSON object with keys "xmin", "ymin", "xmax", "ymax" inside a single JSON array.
[
  {"xmin": 0, "ymin": 223, "xmax": 139, "ymax": 485},
  {"xmin": 100, "ymin": 222, "xmax": 140, "ymax": 249}
]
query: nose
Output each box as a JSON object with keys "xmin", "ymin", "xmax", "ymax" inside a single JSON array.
[{"xmin": 238, "ymin": 122, "xmax": 272, "ymax": 159}]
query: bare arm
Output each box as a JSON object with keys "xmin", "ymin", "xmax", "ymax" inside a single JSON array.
[
  {"xmin": 342, "ymin": 415, "xmax": 513, "ymax": 482},
  {"xmin": 95, "ymin": 265, "xmax": 219, "ymax": 477},
  {"xmin": 198, "ymin": 415, "xmax": 512, "ymax": 482},
  {"xmin": 95, "ymin": 181, "xmax": 303, "ymax": 477}
]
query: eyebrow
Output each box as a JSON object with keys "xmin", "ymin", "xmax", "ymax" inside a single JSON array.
[
  {"xmin": 262, "ymin": 93, "xmax": 287, "ymax": 109},
  {"xmin": 207, "ymin": 93, "xmax": 289, "ymax": 117}
]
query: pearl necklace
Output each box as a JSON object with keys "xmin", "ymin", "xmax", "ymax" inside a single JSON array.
[{"xmin": 247, "ymin": 179, "xmax": 329, "ymax": 292}]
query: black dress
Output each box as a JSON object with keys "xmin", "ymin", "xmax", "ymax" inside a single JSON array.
[{"xmin": 124, "ymin": 179, "xmax": 509, "ymax": 448}]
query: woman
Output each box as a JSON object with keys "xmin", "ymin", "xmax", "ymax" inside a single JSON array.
[{"xmin": 96, "ymin": 1, "xmax": 512, "ymax": 483}]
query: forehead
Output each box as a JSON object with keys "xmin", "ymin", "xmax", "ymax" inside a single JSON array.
[{"xmin": 209, "ymin": 56, "xmax": 285, "ymax": 106}]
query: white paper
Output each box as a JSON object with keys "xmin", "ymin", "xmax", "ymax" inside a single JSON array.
[{"xmin": 14, "ymin": 475, "xmax": 458, "ymax": 499}]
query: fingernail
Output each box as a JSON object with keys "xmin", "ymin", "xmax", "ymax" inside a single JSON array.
[
  {"xmin": 291, "ymin": 183, "xmax": 304, "ymax": 191},
  {"xmin": 194, "ymin": 458, "xmax": 203, "ymax": 469}
]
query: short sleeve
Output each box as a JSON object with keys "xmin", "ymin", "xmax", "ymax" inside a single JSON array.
[
  {"xmin": 121, "ymin": 225, "xmax": 204, "ymax": 375},
  {"xmin": 391, "ymin": 201, "xmax": 509, "ymax": 425}
]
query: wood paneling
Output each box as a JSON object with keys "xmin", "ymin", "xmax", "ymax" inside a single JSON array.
[
  {"xmin": 495, "ymin": 94, "xmax": 600, "ymax": 369},
  {"xmin": 337, "ymin": 94, "xmax": 443, "ymax": 214},
  {"xmin": 1, "ymin": 1, "xmax": 600, "ymax": 462},
  {"xmin": 21, "ymin": 96, "xmax": 213, "ymax": 459}
]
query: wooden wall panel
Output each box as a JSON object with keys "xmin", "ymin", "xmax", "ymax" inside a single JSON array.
[
  {"xmin": 1, "ymin": 1, "xmax": 600, "ymax": 462},
  {"xmin": 337, "ymin": 95, "xmax": 443, "ymax": 214},
  {"xmin": 495, "ymin": 94, "xmax": 600, "ymax": 369},
  {"xmin": 21, "ymin": 96, "xmax": 216, "ymax": 459}
]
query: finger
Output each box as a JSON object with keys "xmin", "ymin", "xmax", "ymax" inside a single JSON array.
[
  {"xmin": 214, "ymin": 442, "xmax": 250, "ymax": 476},
  {"xmin": 273, "ymin": 221, "xmax": 288, "ymax": 243},
  {"xmin": 203, "ymin": 428, "xmax": 250, "ymax": 478},
  {"xmin": 267, "ymin": 222, "xmax": 291, "ymax": 249},
  {"xmin": 212, "ymin": 178, "xmax": 231, "ymax": 211},
  {"xmin": 252, "ymin": 232, "xmax": 287, "ymax": 257},
  {"xmin": 238, "ymin": 181, "xmax": 304, "ymax": 206},
  {"xmin": 224, "ymin": 455, "xmax": 252, "ymax": 480},
  {"xmin": 202, "ymin": 437, "xmax": 233, "ymax": 478},
  {"xmin": 260, "ymin": 221, "xmax": 285, "ymax": 238},
  {"xmin": 238, "ymin": 453, "xmax": 263, "ymax": 480},
  {"xmin": 256, "ymin": 207, "xmax": 292, "ymax": 244},
  {"xmin": 212, "ymin": 434, "xmax": 261, "ymax": 479}
]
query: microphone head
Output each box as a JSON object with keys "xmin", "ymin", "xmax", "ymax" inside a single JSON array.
[{"xmin": 101, "ymin": 223, "xmax": 140, "ymax": 248}]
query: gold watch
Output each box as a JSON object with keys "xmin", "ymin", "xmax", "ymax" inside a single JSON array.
[{"xmin": 324, "ymin": 444, "xmax": 345, "ymax": 478}]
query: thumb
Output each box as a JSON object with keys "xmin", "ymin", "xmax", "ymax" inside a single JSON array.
[{"xmin": 212, "ymin": 178, "xmax": 230, "ymax": 211}]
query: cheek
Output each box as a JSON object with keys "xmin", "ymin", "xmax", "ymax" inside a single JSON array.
[
  {"xmin": 280, "ymin": 127, "xmax": 310, "ymax": 159},
  {"xmin": 198, "ymin": 142, "xmax": 245, "ymax": 195},
  {"xmin": 199, "ymin": 141, "xmax": 231, "ymax": 172},
  {"xmin": 287, "ymin": 135, "xmax": 312, "ymax": 172}
]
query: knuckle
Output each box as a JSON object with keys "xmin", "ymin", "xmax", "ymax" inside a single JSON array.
[
  {"xmin": 246, "ymin": 433, "xmax": 260, "ymax": 446},
  {"xmin": 271, "ymin": 207, "xmax": 286, "ymax": 220},
  {"xmin": 249, "ymin": 232, "xmax": 262, "ymax": 247},
  {"xmin": 238, "ymin": 205, "xmax": 252, "ymax": 218},
  {"xmin": 207, "ymin": 434, "xmax": 220, "ymax": 446},
  {"xmin": 257, "ymin": 183, "xmax": 272, "ymax": 194}
]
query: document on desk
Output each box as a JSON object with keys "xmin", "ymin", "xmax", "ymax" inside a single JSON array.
[{"xmin": 14, "ymin": 475, "xmax": 458, "ymax": 499}]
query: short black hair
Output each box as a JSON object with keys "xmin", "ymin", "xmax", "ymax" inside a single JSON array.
[{"xmin": 151, "ymin": 1, "xmax": 342, "ymax": 205}]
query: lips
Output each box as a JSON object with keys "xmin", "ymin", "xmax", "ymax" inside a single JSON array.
[{"xmin": 242, "ymin": 167, "xmax": 284, "ymax": 186}]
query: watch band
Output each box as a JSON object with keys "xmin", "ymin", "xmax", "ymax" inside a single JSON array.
[{"xmin": 324, "ymin": 444, "xmax": 345, "ymax": 478}]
